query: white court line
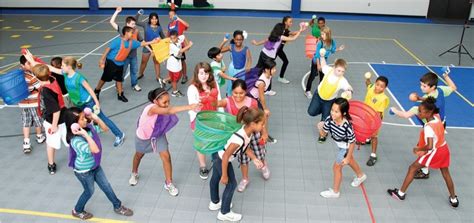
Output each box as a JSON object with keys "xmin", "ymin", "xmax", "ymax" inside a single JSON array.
[
  {"xmin": 46, "ymin": 15, "xmax": 85, "ymax": 31},
  {"xmin": 369, "ymin": 62, "xmax": 474, "ymax": 69},
  {"xmin": 81, "ymin": 17, "xmax": 110, "ymax": 31},
  {"xmin": 0, "ymin": 53, "xmax": 102, "ymax": 70}
]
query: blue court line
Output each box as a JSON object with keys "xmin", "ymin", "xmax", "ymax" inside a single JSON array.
[
  {"xmin": 370, "ymin": 63, "xmax": 474, "ymax": 128},
  {"xmin": 0, "ymin": 8, "xmax": 432, "ymax": 24}
]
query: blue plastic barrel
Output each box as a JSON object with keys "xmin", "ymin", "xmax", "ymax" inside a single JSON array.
[{"xmin": 0, "ymin": 69, "xmax": 29, "ymax": 105}]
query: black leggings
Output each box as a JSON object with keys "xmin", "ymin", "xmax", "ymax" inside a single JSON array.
[{"xmin": 305, "ymin": 61, "xmax": 324, "ymax": 92}]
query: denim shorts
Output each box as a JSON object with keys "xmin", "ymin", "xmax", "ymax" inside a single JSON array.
[{"xmin": 336, "ymin": 147, "xmax": 348, "ymax": 164}]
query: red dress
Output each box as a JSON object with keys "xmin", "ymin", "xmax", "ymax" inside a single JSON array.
[{"xmin": 416, "ymin": 115, "xmax": 450, "ymax": 169}]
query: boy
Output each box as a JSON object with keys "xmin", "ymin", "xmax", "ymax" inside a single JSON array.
[
  {"xmin": 19, "ymin": 55, "xmax": 46, "ymax": 154},
  {"xmin": 363, "ymin": 75, "xmax": 390, "ymax": 166},
  {"xmin": 95, "ymin": 26, "xmax": 159, "ymax": 102},
  {"xmin": 207, "ymin": 47, "xmax": 237, "ymax": 100},
  {"xmin": 32, "ymin": 64, "xmax": 68, "ymax": 175},
  {"xmin": 109, "ymin": 7, "xmax": 151, "ymax": 92},
  {"xmin": 391, "ymin": 70, "xmax": 457, "ymax": 179},
  {"xmin": 168, "ymin": 9, "xmax": 190, "ymax": 84},
  {"xmin": 167, "ymin": 30, "xmax": 193, "ymax": 97},
  {"xmin": 50, "ymin": 57, "xmax": 71, "ymax": 107}
]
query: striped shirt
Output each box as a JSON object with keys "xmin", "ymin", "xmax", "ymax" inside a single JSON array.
[
  {"xmin": 322, "ymin": 116, "xmax": 356, "ymax": 148},
  {"xmin": 71, "ymin": 125, "xmax": 101, "ymax": 172},
  {"xmin": 18, "ymin": 71, "xmax": 41, "ymax": 108}
]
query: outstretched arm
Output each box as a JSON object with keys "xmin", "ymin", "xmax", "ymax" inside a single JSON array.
[{"xmin": 109, "ymin": 7, "xmax": 121, "ymax": 31}]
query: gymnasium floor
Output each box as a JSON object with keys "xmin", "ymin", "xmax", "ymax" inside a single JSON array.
[{"xmin": 0, "ymin": 13, "xmax": 473, "ymax": 223}]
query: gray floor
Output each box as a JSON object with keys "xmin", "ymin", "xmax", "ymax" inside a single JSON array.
[{"xmin": 0, "ymin": 14, "xmax": 473, "ymax": 223}]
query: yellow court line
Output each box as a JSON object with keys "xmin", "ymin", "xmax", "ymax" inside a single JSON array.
[
  {"xmin": 0, "ymin": 208, "xmax": 132, "ymax": 223},
  {"xmin": 392, "ymin": 39, "xmax": 473, "ymax": 107}
]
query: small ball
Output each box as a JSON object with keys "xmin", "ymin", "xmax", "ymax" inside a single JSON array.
[
  {"xmin": 312, "ymin": 15, "xmax": 317, "ymax": 19},
  {"xmin": 409, "ymin": 93, "xmax": 418, "ymax": 102},
  {"xmin": 93, "ymin": 105, "xmax": 100, "ymax": 115},
  {"xmin": 319, "ymin": 48, "xmax": 326, "ymax": 56},
  {"xmin": 71, "ymin": 123, "xmax": 81, "ymax": 132},
  {"xmin": 341, "ymin": 91, "xmax": 351, "ymax": 99},
  {"xmin": 83, "ymin": 107, "xmax": 92, "ymax": 116},
  {"xmin": 305, "ymin": 22, "xmax": 309, "ymax": 26},
  {"xmin": 364, "ymin": 72, "xmax": 372, "ymax": 79}
]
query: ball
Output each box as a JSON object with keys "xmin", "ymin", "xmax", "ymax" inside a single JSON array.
[
  {"xmin": 138, "ymin": 9, "xmax": 144, "ymax": 15},
  {"xmin": 389, "ymin": 108, "xmax": 395, "ymax": 115},
  {"xmin": 83, "ymin": 107, "xmax": 92, "ymax": 116},
  {"xmin": 93, "ymin": 105, "xmax": 100, "ymax": 115},
  {"xmin": 409, "ymin": 93, "xmax": 418, "ymax": 102},
  {"xmin": 305, "ymin": 22, "xmax": 309, "ymax": 26},
  {"xmin": 71, "ymin": 123, "xmax": 81, "ymax": 132},
  {"xmin": 312, "ymin": 15, "xmax": 317, "ymax": 19},
  {"xmin": 364, "ymin": 72, "xmax": 372, "ymax": 79},
  {"xmin": 242, "ymin": 30, "xmax": 248, "ymax": 39},
  {"xmin": 225, "ymin": 33, "xmax": 230, "ymax": 39},
  {"xmin": 319, "ymin": 48, "xmax": 326, "ymax": 56},
  {"xmin": 341, "ymin": 91, "xmax": 351, "ymax": 99}
]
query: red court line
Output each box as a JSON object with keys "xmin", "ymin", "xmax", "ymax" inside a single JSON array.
[{"xmin": 360, "ymin": 183, "xmax": 376, "ymax": 223}]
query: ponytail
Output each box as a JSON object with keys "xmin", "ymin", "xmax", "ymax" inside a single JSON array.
[
  {"xmin": 420, "ymin": 96, "xmax": 439, "ymax": 114},
  {"xmin": 236, "ymin": 106, "xmax": 264, "ymax": 125},
  {"xmin": 63, "ymin": 56, "xmax": 82, "ymax": 70}
]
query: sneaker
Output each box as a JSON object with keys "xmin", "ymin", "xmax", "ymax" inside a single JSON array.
[
  {"xmin": 237, "ymin": 179, "xmax": 250, "ymax": 192},
  {"xmin": 209, "ymin": 200, "xmax": 233, "ymax": 211},
  {"xmin": 164, "ymin": 182, "xmax": 179, "ymax": 196},
  {"xmin": 199, "ymin": 167, "xmax": 209, "ymax": 180},
  {"xmin": 414, "ymin": 169, "xmax": 430, "ymax": 179},
  {"xmin": 264, "ymin": 90, "xmax": 276, "ymax": 96},
  {"xmin": 217, "ymin": 210, "xmax": 242, "ymax": 222},
  {"xmin": 365, "ymin": 138, "xmax": 371, "ymax": 144},
  {"xmin": 305, "ymin": 91, "xmax": 313, "ymax": 99},
  {"xmin": 320, "ymin": 188, "xmax": 340, "ymax": 198},
  {"xmin": 114, "ymin": 205, "xmax": 133, "ymax": 216},
  {"xmin": 48, "ymin": 163, "xmax": 57, "ymax": 175},
  {"xmin": 367, "ymin": 156, "xmax": 377, "ymax": 166},
  {"xmin": 129, "ymin": 173, "xmax": 139, "ymax": 186},
  {"xmin": 137, "ymin": 74, "xmax": 145, "ymax": 80},
  {"xmin": 157, "ymin": 78, "xmax": 165, "ymax": 88},
  {"xmin": 351, "ymin": 174, "xmax": 367, "ymax": 187},
  {"xmin": 94, "ymin": 89, "xmax": 101, "ymax": 101},
  {"xmin": 72, "ymin": 210, "xmax": 93, "ymax": 220},
  {"xmin": 318, "ymin": 136, "xmax": 326, "ymax": 143},
  {"xmin": 278, "ymin": 77, "xmax": 290, "ymax": 84},
  {"xmin": 23, "ymin": 141, "xmax": 31, "ymax": 154},
  {"xmin": 117, "ymin": 93, "xmax": 128, "ymax": 103},
  {"xmin": 261, "ymin": 166, "xmax": 270, "ymax": 180},
  {"xmin": 171, "ymin": 90, "xmax": 184, "ymax": 97},
  {"xmin": 449, "ymin": 196, "xmax": 459, "ymax": 208},
  {"xmin": 113, "ymin": 133, "xmax": 125, "ymax": 147},
  {"xmin": 181, "ymin": 75, "xmax": 188, "ymax": 84},
  {"xmin": 132, "ymin": 84, "xmax": 142, "ymax": 92},
  {"xmin": 36, "ymin": 134, "xmax": 46, "ymax": 144},
  {"xmin": 267, "ymin": 135, "xmax": 277, "ymax": 144},
  {"xmin": 387, "ymin": 188, "xmax": 405, "ymax": 200}
]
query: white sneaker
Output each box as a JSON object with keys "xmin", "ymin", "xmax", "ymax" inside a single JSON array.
[
  {"xmin": 305, "ymin": 91, "xmax": 313, "ymax": 99},
  {"xmin": 237, "ymin": 179, "xmax": 249, "ymax": 192},
  {"xmin": 36, "ymin": 134, "xmax": 46, "ymax": 144},
  {"xmin": 209, "ymin": 200, "xmax": 233, "ymax": 211},
  {"xmin": 320, "ymin": 188, "xmax": 340, "ymax": 198},
  {"xmin": 164, "ymin": 182, "xmax": 179, "ymax": 196},
  {"xmin": 278, "ymin": 77, "xmax": 290, "ymax": 84},
  {"xmin": 264, "ymin": 90, "xmax": 276, "ymax": 96},
  {"xmin": 351, "ymin": 174, "xmax": 367, "ymax": 187},
  {"xmin": 129, "ymin": 173, "xmax": 139, "ymax": 186},
  {"xmin": 261, "ymin": 166, "xmax": 270, "ymax": 180},
  {"xmin": 132, "ymin": 84, "xmax": 142, "ymax": 92},
  {"xmin": 217, "ymin": 210, "xmax": 242, "ymax": 222}
]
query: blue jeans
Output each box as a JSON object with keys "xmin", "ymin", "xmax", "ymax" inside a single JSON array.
[
  {"xmin": 80, "ymin": 100, "xmax": 123, "ymax": 137},
  {"xmin": 123, "ymin": 56, "xmax": 138, "ymax": 88},
  {"xmin": 307, "ymin": 91, "xmax": 335, "ymax": 121},
  {"xmin": 210, "ymin": 153, "xmax": 237, "ymax": 214},
  {"xmin": 74, "ymin": 166, "xmax": 121, "ymax": 212}
]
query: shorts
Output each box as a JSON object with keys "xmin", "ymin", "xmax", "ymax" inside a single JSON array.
[
  {"xmin": 238, "ymin": 132, "xmax": 266, "ymax": 165},
  {"xmin": 21, "ymin": 107, "xmax": 43, "ymax": 128},
  {"xmin": 135, "ymin": 134, "xmax": 169, "ymax": 154},
  {"xmin": 101, "ymin": 59, "xmax": 124, "ymax": 82},
  {"xmin": 43, "ymin": 121, "xmax": 68, "ymax": 149},
  {"xmin": 168, "ymin": 71, "xmax": 181, "ymax": 82},
  {"xmin": 142, "ymin": 46, "xmax": 151, "ymax": 54},
  {"xmin": 336, "ymin": 147, "xmax": 348, "ymax": 164},
  {"xmin": 417, "ymin": 144, "xmax": 450, "ymax": 169}
]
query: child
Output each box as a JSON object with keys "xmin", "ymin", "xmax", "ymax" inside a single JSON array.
[
  {"xmin": 109, "ymin": 7, "xmax": 150, "ymax": 92},
  {"xmin": 207, "ymin": 47, "xmax": 237, "ymax": 100},
  {"xmin": 187, "ymin": 62, "xmax": 219, "ymax": 179},
  {"xmin": 95, "ymin": 26, "xmax": 159, "ymax": 102},
  {"xmin": 309, "ymin": 16, "xmax": 325, "ymax": 39},
  {"xmin": 32, "ymin": 64, "xmax": 68, "ymax": 175},
  {"xmin": 215, "ymin": 80, "xmax": 270, "ymax": 192},
  {"xmin": 130, "ymin": 88, "xmax": 200, "ymax": 196},
  {"xmin": 219, "ymin": 30, "xmax": 252, "ymax": 96},
  {"xmin": 363, "ymin": 75, "xmax": 390, "ymax": 166},
  {"xmin": 50, "ymin": 57, "xmax": 71, "ymax": 107},
  {"xmin": 64, "ymin": 107, "xmax": 133, "ymax": 220},
  {"xmin": 167, "ymin": 30, "xmax": 193, "ymax": 97},
  {"xmin": 136, "ymin": 12, "xmax": 166, "ymax": 86},
  {"xmin": 248, "ymin": 59, "xmax": 278, "ymax": 144},
  {"xmin": 387, "ymin": 97, "xmax": 458, "ymax": 208},
  {"xmin": 305, "ymin": 26, "xmax": 344, "ymax": 99},
  {"xmin": 318, "ymin": 98, "xmax": 367, "ymax": 198},
  {"xmin": 168, "ymin": 9, "xmax": 190, "ymax": 84},
  {"xmin": 307, "ymin": 53, "xmax": 353, "ymax": 143},
  {"xmin": 209, "ymin": 106, "xmax": 264, "ymax": 221},
  {"xmin": 391, "ymin": 71, "xmax": 456, "ymax": 179},
  {"xmin": 18, "ymin": 55, "xmax": 46, "ymax": 154},
  {"xmin": 275, "ymin": 16, "xmax": 297, "ymax": 84}
]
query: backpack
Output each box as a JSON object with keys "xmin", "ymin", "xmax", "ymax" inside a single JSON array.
[
  {"xmin": 229, "ymin": 132, "xmax": 250, "ymax": 163},
  {"xmin": 234, "ymin": 67, "xmax": 263, "ymax": 94},
  {"xmin": 68, "ymin": 124, "xmax": 102, "ymax": 170},
  {"xmin": 136, "ymin": 110, "xmax": 179, "ymax": 152}
]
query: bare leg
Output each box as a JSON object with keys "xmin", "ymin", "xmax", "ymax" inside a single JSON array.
[
  {"xmin": 152, "ymin": 57, "xmax": 161, "ymax": 80},
  {"xmin": 400, "ymin": 161, "xmax": 424, "ymax": 192},
  {"xmin": 332, "ymin": 162, "xmax": 343, "ymax": 193},
  {"xmin": 116, "ymin": 81, "xmax": 123, "ymax": 95},
  {"xmin": 95, "ymin": 80, "xmax": 106, "ymax": 91},
  {"xmin": 47, "ymin": 147, "xmax": 55, "ymax": 165},
  {"xmin": 240, "ymin": 164, "xmax": 249, "ymax": 181},
  {"xmin": 22, "ymin": 127, "xmax": 30, "ymax": 140},
  {"xmin": 171, "ymin": 81, "xmax": 177, "ymax": 92},
  {"xmin": 159, "ymin": 150, "xmax": 173, "ymax": 184},
  {"xmin": 35, "ymin": 127, "xmax": 42, "ymax": 136},
  {"xmin": 132, "ymin": 152, "xmax": 145, "ymax": 174},
  {"xmin": 197, "ymin": 151, "xmax": 206, "ymax": 168},
  {"xmin": 440, "ymin": 168, "xmax": 456, "ymax": 197},
  {"xmin": 181, "ymin": 60, "xmax": 187, "ymax": 78},
  {"xmin": 371, "ymin": 136, "xmax": 378, "ymax": 154},
  {"xmin": 348, "ymin": 157, "xmax": 364, "ymax": 177},
  {"xmin": 139, "ymin": 53, "xmax": 151, "ymax": 77}
]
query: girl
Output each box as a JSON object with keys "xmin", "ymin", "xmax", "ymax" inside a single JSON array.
[
  {"xmin": 248, "ymin": 59, "xmax": 277, "ymax": 144},
  {"xmin": 187, "ymin": 62, "xmax": 219, "ymax": 180},
  {"xmin": 64, "ymin": 107, "xmax": 133, "ymax": 220},
  {"xmin": 387, "ymin": 97, "xmax": 458, "ymax": 207},
  {"xmin": 130, "ymin": 88, "xmax": 200, "ymax": 197},
  {"xmin": 136, "ymin": 12, "xmax": 166, "ymax": 85},
  {"xmin": 275, "ymin": 16, "xmax": 295, "ymax": 84},
  {"xmin": 318, "ymin": 98, "xmax": 367, "ymax": 198},
  {"xmin": 305, "ymin": 26, "xmax": 345, "ymax": 99},
  {"xmin": 252, "ymin": 22, "xmax": 304, "ymax": 95},
  {"xmin": 219, "ymin": 30, "xmax": 252, "ymax": 96},
  {"xmin": 209, "ymin": 106, "xmax": 264, "ymax": 222},
  {"xmin": 307, "ymin": 52, "xmax": 353, "ymax": 143},
  {"xmin": 216, "ymin": 80, "xmax": 270, "ymax": 192}
]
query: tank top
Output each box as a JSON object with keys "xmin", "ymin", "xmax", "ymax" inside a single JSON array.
[
  {"xmin": 225, "ymin": 96, "xmax": 257, "ymax": 116},
  {"xmin": 136, "ymin": 104, "xmax": 159, "ymax": 140},
  {"xmin": 417, "ymin": 114, "xmax": 446, "ymax": 149},
  {"xmin": 249, "ymin": 73, "xmax": 271, "ymax": 99},
  {"xmin": 230, "ymin": 44, "xmax": 248, "ymax": 70}
]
